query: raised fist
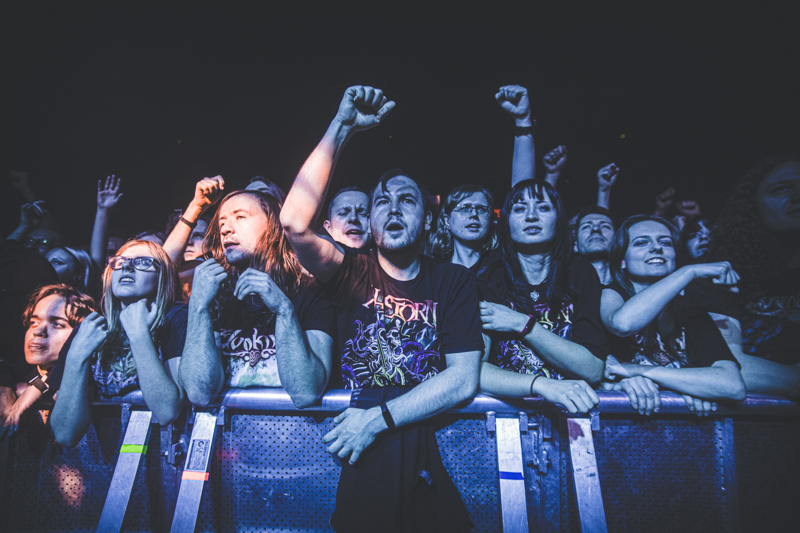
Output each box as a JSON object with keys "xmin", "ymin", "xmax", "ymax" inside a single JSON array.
[
  {"xmin": 335, "ymin": 86, "xmax": 395, "ymax": 132},
  {"xmin": 597, "ymin": 163, "xmax": 619, "ymax": 191},
  {"xmin": 190, "ymin": 259, "xmax": 228, "ymax": 310},
  {"xmin": 8, "ymin": 170, "xmax": 30, "ymax": 191},
  {"xmin": 20, "ymin": 201, "xmax": 46, "ymax": 228},
  {"xmin": 192, "ymin": 176, "xmax": 225, "ymax": 210},
  {"xmin": 654, "ymin": 187, "xmax": 676, "ymax": 215},
  {"xmin": 676, "ymin": 200, "xmax": 701, "ymax": 218},
  {"xmin": 495, "ymin": 85, "xmax": 531, "ymax": 126},
  {"xmin": 71, "ymin": 312, "xmax": 109, "ymax": 360},
  {"xmin": 97, "ymin": 175, "xmax": 123, "ymax": 210},
  {"xmin": 543, "ymin": 146, "xmax": 568, "ymax": 174},
  {"xmin": 688, "ymin": 261, "xmax": 740, "ymax": 287}
]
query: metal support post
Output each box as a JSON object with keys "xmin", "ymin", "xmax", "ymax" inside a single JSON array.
[
  {"xmin": 722, "ymin": 418, "xmax": 740, "ymax": 533},
  {"xmin": 96, "ymin": 410, "xmax": 153, "ymax": 533},
  {"xmin": 567, "ymin": 416, "xmax": 607, "ymax": 533},
  {"xmin": 494, "ymin": 414, "xmax": 529, "ymax": 533}
]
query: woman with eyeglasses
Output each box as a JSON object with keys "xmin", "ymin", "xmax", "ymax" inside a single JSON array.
[
  {"xmin": 476, "ymin": 180, "xmax": 607, "ymax": 413},
  {"xmin": 51, "ymin": 240, "xmax": 187, "ymax": 447}
]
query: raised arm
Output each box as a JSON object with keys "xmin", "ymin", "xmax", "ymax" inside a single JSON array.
[
  {"xmin": 281, "ymin": 86, "xmax": 394, "ymax": 282},
  {"xmin": 234, "ymin": 269, "xmax": 333, "ymax": 408},
  {"xmin": 163, "ymin": 176, "xmax": 225, "ymax": 263},
  {"xmin": 495, "ymin": 85, "xmax": 535, "ymax": 186},
  {"xmin": 90, "ymin": 176, "xmax": 122, "ymax": 266},
  {"xmin": 596, "ymin": 163, "xmax": 619, "ymax": 209},
  {"xmin": 120, "ymin": 300, "xmax": 186, "ymax": 425},
  {"xmin": 601, "ymin": 262, "xmax": 740, "ymax": 337},
  {"xmin": 542, "ymin": 146, "xmax": 568, "ymax": 188},
  {"xmin": 50, "ymin": 313, "xmax": 108, "ymax": 447},
  {"xmin": 179, "ymin": 259, "xmax": 227, "ymax": 406},
  {"xmin": 323, "ymin": 349, "xmax": 480, "ymax": 464},
  {"xmin": 7, "ymin": 201, "xmax": 46, "ymax": 242}
]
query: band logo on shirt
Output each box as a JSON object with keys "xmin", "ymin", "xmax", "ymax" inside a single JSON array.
[{"xmin": 363, "ymin": 288, "xmax": 438, "ymax": 328}]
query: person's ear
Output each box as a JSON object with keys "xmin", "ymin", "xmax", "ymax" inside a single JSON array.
[
  {"xmin": 322, "ymin": 220, "xmax": 331, "ymax": 232},
  {"xmin": 442, "ymin": 213, "xmax": 450, "ymax": 230},
  {"xmin": 573, "ymin": 241, "xmax": 579, "ymax": 253},
  {"xmin": 620, "ymin": 260, "xmax": 626, "ymax": 270}
]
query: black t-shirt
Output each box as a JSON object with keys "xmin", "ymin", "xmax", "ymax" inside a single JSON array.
[
  {"xmin": 321, "ymin": 248, "xmax": 484, "ymax": 389},
  {"xmin": 605, "ymin": 283, "xmax": 737, "ymax": 369},
  {"xmin": 477, "ymin": 252, "xmax": 609, "ymax": 380},
  {"xmin": 219, "ymin": 280, "xmax": 336, "ymax": 388},
  {"xmin": 684, "ymin": 279, "xmax": 744, "ymax": 320},
  {"xmin": 0, "ymin": 239, "xmax": 58, "ymax": 388},
  {"xmin": 739, "ymin": 270, "xmax": 800, "ymax": 365},
  {"xmin": 48, "ymin": 303, "xmax": 188, "ymax": 397}
]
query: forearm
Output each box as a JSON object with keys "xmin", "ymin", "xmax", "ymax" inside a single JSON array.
[
  {"xmin": 7, "ymin": 224, "xmax": 32, "ymax": 242},
  {"xmin": 90, "ymin": 208, "xmax": 110, "ymax": 265},
  {"xmin": 128, "ymin": 331, "xmax": 185, "ymax": 425},
  {"xmin": 736, "ymin": 352, "xmax": 800, "ymax": 395},
  {"xmin": 274, "ymin": 307, "xmax": 329, "ymax": 408},
  {"xmin": 179, "ymin": 306, "xmax": 223, "ymax": 406},
  {"xmin": 511, "ymin": 131, "xmax": 535, "ymax": 187},
  {"xmin": 641, "ymin": 365, "xmax": 746, "ymax": 400},
  {"xmin": 281, "ymin": 120, "xmax": 353, "ymax": 236},
  {"xmin": 606, "ymin": 268, "xmax": 695, "ymax": 335},
  {"xmin": 597, "ymin": 188, "xmax": 611, "ymax": 209},
  {"xmin": 163, "ymin": 203, "xmax": 204, "ymax": 263},
  {"xmin": 522, "ymin": 324, "xmax": 604, "ymax": 384},
  {"xmin": 50, "ymin": 355, "xmax": 94, "ymax": 447},
  {"xmin": 479, "ymin": 362, "xmax": 538, "ymax": 397}
]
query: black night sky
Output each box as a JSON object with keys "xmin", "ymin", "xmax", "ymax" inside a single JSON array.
[{"xmin": 3, "ymin": 6, "xmax": 799, "ymax": 243}]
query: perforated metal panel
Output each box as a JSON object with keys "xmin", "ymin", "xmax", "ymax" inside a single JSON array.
[
  {"xmin": 562, "ymin": 417, "xmax": 728, "ymax": 533},
  {"xmin": 735, "ymin": 418, "xmax": 800, "ymax": 533}
]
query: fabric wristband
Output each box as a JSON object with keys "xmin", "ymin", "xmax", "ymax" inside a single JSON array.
[
  {"xmin": 529, "ymin": 374, "xmax": 541, "ymax": 397},
  {"xmin": 179, "ymin": 216, "xmax": 197, "ymax": 229},
  {"xmin": 513, "ymin": 121, "xmax": 536, "ymax": 136},
  {"xmin": 519, "ymin": 314, "xmax": 537, "ymax": 336},
  {"xmin": 379, "ymin": 401, "xmax": 396, "ymax": 430}
]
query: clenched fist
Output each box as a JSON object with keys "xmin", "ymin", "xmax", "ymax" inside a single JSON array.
[{"xmin": 334, "ymin": 86, "xmax": 395, "ymax": 132}]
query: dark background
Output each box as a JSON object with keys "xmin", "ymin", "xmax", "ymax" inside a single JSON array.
[{"xmin": 3, "ymin": 6, "xmax": 799, "ymax": 243}]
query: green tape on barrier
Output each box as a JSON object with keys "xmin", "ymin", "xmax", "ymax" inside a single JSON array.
[{"xmin": 120, "ymin": 444, "xmax": 147, "ymax": 454}]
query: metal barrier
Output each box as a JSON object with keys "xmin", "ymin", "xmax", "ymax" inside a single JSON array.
[{"xmin": 2, "ymin": 391, "xmax": 799, "ymax": 533}]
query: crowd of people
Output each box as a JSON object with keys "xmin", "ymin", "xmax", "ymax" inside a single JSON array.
[{"xmin": 1, "ymin": 84, "xmax": 799, "ymax": 530}]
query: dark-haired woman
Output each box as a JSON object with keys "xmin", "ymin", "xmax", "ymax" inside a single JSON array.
[
  {"xmin": 680, "ymin": 217, "xmax": 712, "ymax": 263},
  {"xmin": 477, "ymin": 180, "xmax": 606, "ymax": 413},
  {"xmin": 601, "ymin": 216, "xmax": 746, "ymax": 416}
]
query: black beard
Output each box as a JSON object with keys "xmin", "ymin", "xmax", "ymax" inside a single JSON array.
[{"xmin": 224, "ymin": 247, "xmax": 251, "ymax": 269}]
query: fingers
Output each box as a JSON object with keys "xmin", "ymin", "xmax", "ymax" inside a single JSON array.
[
  {"xmin": 644, "ymin": 378, "xmax": 661, "ymax": 413},
  {"xmin": 377, "ymin": 100, "xmax": 395, "ymax": 121}
]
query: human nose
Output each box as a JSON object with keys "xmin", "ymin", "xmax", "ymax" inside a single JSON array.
[
  {"xmin": 525, "ymin": 206, "xmax": 538, "ymax": 221},
  {"xmin": 389, "ymin": 198, "xmax": 401, "ymax": 214},
  {"xmin": 220, "ymin": 221, "xmax": 232, "ymax": 236},
  {"xmin": 590, "ymin": 224, "xmax": 602, "ymax": 235},
  {"xmin": 33, "ymin": 323, "xmax": 48, "ymax": 337}
]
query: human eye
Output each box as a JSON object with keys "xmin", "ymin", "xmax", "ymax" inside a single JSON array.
[
  {"xmin": 633, "ymin": 239, "xmax": 648, "ymax": 246},
  {"xmin": 53, "ymin": 320, "xmax": 67, "ymax": 329},
  {"xmin": 538, "ymin": 204, "xmax": 551, "ymax": 212},
  {"xmin": 659, "ymin": 239, "xmax": 674, "ymax": 247},
  {"xmin": 512, "ymin": 205, "xmax": 525, "ymax": 213}
]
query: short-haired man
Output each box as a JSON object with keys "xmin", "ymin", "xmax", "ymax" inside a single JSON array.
[
  {"xmin": 323, "ymin": 186, "xmax": 371, "ymax": 249},
  {"xmin": 281, "ymin": 86, "xmax": 482, "ymax": 530},
  {"xmin": 574, "ymin": 206, "xmax": 615, "ymax": 286}
]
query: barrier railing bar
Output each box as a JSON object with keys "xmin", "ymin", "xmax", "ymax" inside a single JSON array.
[{"xmin": 93, "ymin": 390, "xmax": 800, "ymax": 417}]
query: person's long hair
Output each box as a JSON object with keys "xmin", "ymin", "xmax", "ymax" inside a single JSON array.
[
  {"xmin": 47, "ymin": 245, "xmax": 101, "ymax": 299},
  {"xmin": 428, "ymin": 185, "xmax": 498, "ymax": 261},
  {"xmin": 609, "ymin": 215, "xmax": 685, "ymax": 364},
  {"xmin": 707, "ymin": 154, "xmax": 800, "ymax": 302},
  {"xmin": 23, "ymin": 284, "xmax": 97, "ymax": 329},
  {"xmin": 498, "ymin": 179, "xmax": 573, "ymax": 314},
  {"xmin": 202, "ymin": 190, "xmax": 305, "ymax": 328},
  {"xmin": 98, "ymin": 240, "xmax": 180, "ymax": 377}
]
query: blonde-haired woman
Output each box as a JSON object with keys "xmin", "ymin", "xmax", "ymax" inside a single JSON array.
[{"xmin": 51, "ymin": 240, "xmax": 187, "ymax": 447}]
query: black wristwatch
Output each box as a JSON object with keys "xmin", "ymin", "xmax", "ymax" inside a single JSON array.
[{"xmin": 28, "ymin": 375, "xmax": 50, "ymax": 394}]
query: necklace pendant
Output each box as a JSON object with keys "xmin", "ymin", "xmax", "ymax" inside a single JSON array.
[{"xmin": 530, "ymin": 290, "xmax": 540, "ymax": 302}]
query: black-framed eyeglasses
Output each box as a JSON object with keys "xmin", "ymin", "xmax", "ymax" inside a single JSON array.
[
  {"xmin": 108, "ymin": 256, "xmax": 159, "ymax": 271},
  {"xmin": 452, "ymin": 204, "xmax": 491, "ymax": 216}
]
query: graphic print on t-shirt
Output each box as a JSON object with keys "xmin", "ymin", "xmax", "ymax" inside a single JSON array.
[
  {"xmin": 221, "ymin": 327, "xmax": 281, "ymax": 388},
  {"xmin": 342, "ymin": 287, "xmax": 440, "ymax": 389},
  {"xmin": 496, "ymin": 300, "xmax": 573, "ymax": 380},
  {"xmin": 628, "ymin": 329, "xmax": 688, "ymax": 368}
]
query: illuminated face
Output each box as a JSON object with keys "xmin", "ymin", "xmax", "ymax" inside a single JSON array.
[
  {"xmin": 110, "ymin": 243, "xmax": 160, "ymax": 304},
  {"xmin": 686, "ymin": 221, "xmax": 711, "ymax": 260},
  {"xmin": 508, "ymin": 190, "xmax": 557, "ymax": 248},
  {"xmin": 218, "ymin": 194, "xmax": 270, "ymax": 266},
  {"xmin": 370, "ymin": 176, "xmax": 430, "ymax": 254},
  {"xmin": 46, "ymin": 248, "xmax": 81, "ymax": 286},
  {"xmin": 445, "ymin": 192, "xmax": 491, "ymax": 246},
  {"xmin": 184, "ymin": 219, "xmax": 209, "ymax": 261},
  {"xmin": 576, "ymin": 214, "xmax": 615, "ymax": 256},
  {"xmin": 623, "ymin": 221, "xmax": 676, "ymax": 281},
  {"xmin": 757, "ymin": 161, "xmax": 800, "ymax": 233},
  {"xmin": 324, "ymin": 191, "xmax": 370, "ymax": 249},
  {"xmin": 24, "ymin": 295, "xmax": 74, "ymax": 368}
]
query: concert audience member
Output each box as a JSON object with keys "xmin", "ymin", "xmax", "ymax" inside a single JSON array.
[
  {"xmin": 245, "ymin": 176, "xmax": 286, "ymax": 203},
  {"xmin": 681, "ymin": 217, "xmax": 711, "ymax": 263},
  {"xmin": 50, "ymin": 240, "xmax": 187, "ymax": 446},
  {"xmin": 428, "ymin": 185, "xmax": 498, "ymax": 270},
  {"xmin": 653, "ymin": 187, "xmax": 677, "ymax": 218},
  {"xmin": 602, "ymin": 216, "xmax": 746, "ymax": 416},
  {"xmin": 0, "ymin": 234, "xmax": 58, "ymax": 440},
  {"xmin": 542, "ymin": 145, "xmax": 568, "ymax": 188},
  {"xmin": 0, "ymin": 285, "xmax": 95, "ymax": 440},
  {"xmin": 134, "ymin": 230, "xmax": 166, "ymax": 246},
  {"xmin": 323, "ymin": 186, "xmax": 371, "ymax": 249},
  {"xmin": 45, "ymin": 246, "xmax": 101, "ymax": 299},
  {"xmin": 596, "ymin": 163, "xmax": 619, "ymax": 210},
  {"xmin": 183, "ymin": 217, "xmax": 210, "ymax": 262},
  {"xmin": 90, "ymin": 175, "xmax": 123, "ymax": 267},
  {"xmin": 566, "ymin": 163, "xmax": 619, "ymax": 245},
  {"xmin": 705, "ymin": 155, "xmax": 800, "ymax": 395},
  {"xmin": 574, "ymin": 207, "xmax": 615, "ymax": 286},
  {"xmin": 496, "ymin": 85, "xmax": 536, "ymax": 186},
  {"xmin": 8, "ymin": 170, "xmax": 61, "ymax": 233},
  {"xmin": 163, "ymin": 176, "xmax": 226, "ymax": 264},
  {"xmin": 179, "ymin": 190, "xmax": 334, "ymax": 408},
  {"xmin": 477, "ymin": 180, "xmax": 605, "ymax": 412},
  {"xmin": 281, "ymin": 86, "xmax": 480, "ymax": 532}
]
